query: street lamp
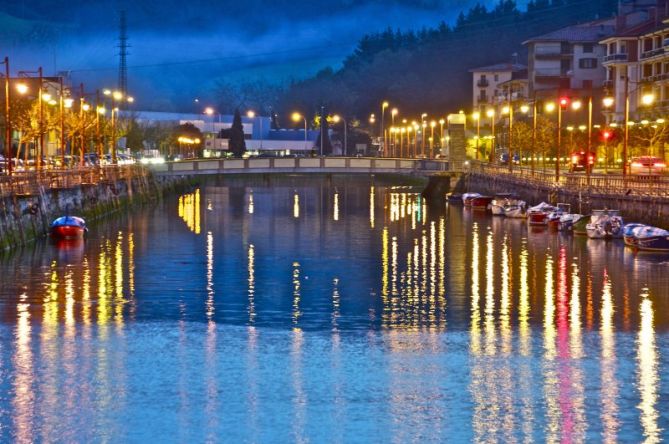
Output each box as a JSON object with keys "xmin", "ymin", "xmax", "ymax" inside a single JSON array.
[
  {"xmin": 439, "ymin": 118, "xmax": 446, "ymax": 158},
  {"xmin": 381, "ymin": 101, "xmax": 389, "ymax": 157},
  {"xmin": 429, "ymin": 121, "xmax": 436, "ymax": 158},
  {"xmin": 0, "ymin": 57, "xmax": 12, "ymax": 175},
  {"xmin": 486, "ymin": 109, "xmax": 495, "ymax": 162},
  {"xmin": 332, "ymin": 114, "xmax": 347, "ymax": 156},
  {"xmin": 292, "ymin": 112, "xmax": 308, "ymax": 151}
]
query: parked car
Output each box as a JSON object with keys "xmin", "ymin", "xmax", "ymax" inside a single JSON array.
[
  {"xmin": 569, "ymin": 150, "xmax": 596, "ymax": 173},
  {"xmin": 630, "ymin": 156, "xmax": 666, "ymax": 175}
]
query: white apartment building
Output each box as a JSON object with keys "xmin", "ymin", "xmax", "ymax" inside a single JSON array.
[
  {"xmin": 469, "ymin": 63, "xmax": 527, "ymax": 110},
  {"xmin": 524, "ymin": 20, "xmax": 615, "ymax": 99}
]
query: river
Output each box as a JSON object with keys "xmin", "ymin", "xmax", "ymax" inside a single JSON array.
[{"xmin": 0, "ymin": 175, "xmax": 667, "ymax": 442}]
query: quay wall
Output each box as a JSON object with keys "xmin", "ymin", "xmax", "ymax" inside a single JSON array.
[
  {"xmin": 459, "ymin": 172, "xmax": 669, "ymax": 229},
  {"xmin": 0, "ymin": 172, "xmax": 188, "ymax": 250}
]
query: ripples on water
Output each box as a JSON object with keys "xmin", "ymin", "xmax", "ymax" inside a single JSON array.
[{"xmin": 0, "ymin": 175, "xmax": 667, "ymax": 442}]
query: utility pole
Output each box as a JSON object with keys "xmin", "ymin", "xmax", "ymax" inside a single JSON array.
[
  {"xmin": 3, "ymin": 57, "xmax": 12, "ymax": 175},
  {"xmin": 118, "ymin": 10, "xmax": 129, "ymax": 99}
]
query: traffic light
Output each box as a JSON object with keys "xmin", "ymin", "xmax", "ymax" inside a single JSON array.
[
  {"xmin": 602, "ymin": 130, "xmax": 611, "ymax": 141},
  {"xmin": 559, "ymin": 97, "xmax": 570, "ymax": 108}
]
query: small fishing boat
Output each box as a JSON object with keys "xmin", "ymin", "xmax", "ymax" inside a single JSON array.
[
  {"xmin": 527, "ymin": 202, "xmax": 555, "ymax": 226},
  {"xmin": 503, "ymin": 200, "xmax": 527, "ymax": 219},
  {"xmin": 623, "ymin": 223, "xmax": 647, "ymax": 247},
  {"xmin": 586, "ymin": 210, "xmax": 624, "ymax": 239},
  {"xmin": 447, "ymin": 193, "xmax": 463, "ymax": 204},
  {"xmin": 546, "ymin": 203, "xmax": 571, "ymax": 230},
  {"xmin": 635, "ymin": 227, "xmax": 669, "ymax": 252},
  {"xmin": 558, "ymin": 213, "xmax": 585, "ymax": 232},
  {"xmin": 490, "ymin": 193, "xmax": 513, "ymax": 216},
  {"xmin": 471, "ymin": 195, "xmax": 494, "ymax": 211},
  {"xmin": 462, "ymin": 193, "xmax": 481, "ymax": 207},
  {"xmin": 50, "ymin": 216, "xmax": 87, "ymax": 240}
]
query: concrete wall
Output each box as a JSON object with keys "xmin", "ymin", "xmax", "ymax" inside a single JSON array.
[{"xmin": 0, "ymin": 173, "xmax": 185, "ymax": 250}]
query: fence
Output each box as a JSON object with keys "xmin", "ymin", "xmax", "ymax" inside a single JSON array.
[
  {"xmin": 0, "ymin": 165, "xmax": 148, "ymax": 198},
  {"xmin": 467, "ymin": 161, "xmax": 669, "ymax": 199}
]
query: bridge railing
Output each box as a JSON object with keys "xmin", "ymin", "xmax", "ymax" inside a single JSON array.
[
  {"xmin": 0, "ymin": 165, "xmax": 147, "ymax": 198},
  {"xmin": 467, "ymin": 161, "xmax": 669, "ymax": 198},
  {"xmin": 155, "ymin": 156, "xmax": 450, "ymax": 174}
]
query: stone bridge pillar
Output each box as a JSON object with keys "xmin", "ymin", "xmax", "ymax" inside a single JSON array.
[{"xmin": 447, "ymin": 114, "xmax": 466, "ymax": 172}]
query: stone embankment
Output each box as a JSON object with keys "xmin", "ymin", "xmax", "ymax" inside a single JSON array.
[
  {"xmin": 0, "ymin": 167, "xmax": 187, "ymax": 250},
  {"xmin": 459, "ymin": 168, "xmax": 669, "ymax": 228}
]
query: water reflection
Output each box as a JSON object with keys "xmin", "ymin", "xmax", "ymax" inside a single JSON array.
[{"xmin": 0, "ymin": 177, "xmax": 667, "ymax": 441}]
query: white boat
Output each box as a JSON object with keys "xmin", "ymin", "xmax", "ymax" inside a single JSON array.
[
  {"xmin": 586, "ymin": 211, "xmax": 624, "ymax": 239},
  {"xmin": 462, "ymin": 192, "xmax": 481, "ymax": 207},
  {"xmin": 558, "ymin": 213, "xmax": 584, "ymax": 232},
  {"xmin": 527, "ymin": 202, "xmax": 556, "ymax": 226},
  {"xmin": 490, "ymin": 193, "xmax": 513, "ymax": 216},
  {"xmin": 504, "ymin": 201, "xmax": 527, "ymax": 218}
]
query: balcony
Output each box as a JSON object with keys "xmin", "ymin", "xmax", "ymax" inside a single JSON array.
[
  {"xmin": 603, "ymin": 53, "xmax": 628, "ymax": 63},
  {"xmin": 534, "ymin": 68, "xmax": 569, "ymax": 79},
  {"xmin": 534, "ymin": 46, "xmax": 573, "ymax": 59},
  {"xmin": 476, "ymin": 96, "xmax": 489, "ymax": 103},
  {"xmin": 476, "ymin": 79, "xmax": 489, "ymax": 87},
  {"xmin": 640, "ymin": 47, "xmax": 666, "ymax": 60}
]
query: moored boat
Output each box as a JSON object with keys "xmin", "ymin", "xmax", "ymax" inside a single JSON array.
[
  {"xmin": 527, "ymin": 202, "xmax": 555, "ymax": 226},
  {"xmin": 547, "ymin": 203, "xmax": 571, "ymax": 230},
  {"xmin": 462, "ymin": 192, "xmax": 481, "ymax": 207},
  {"xmin": 471, "ymin": 195, "xmax": 493, "ymax": 211},
  {"xmin": 503, "ymin": 201, "xmax": 527, "ymax": 218},
  {"xmin": 558, "ymin": 213, "xmax": 584, "ymax": 232},
  {"xmin": 50, "ymin": 216, "xmax": 87, "ymax": 240},
  {"xmin": 490, "ymin": 193, "xmax": 513, "ymax": 216},
  {"xmin": 585, "ymin": 210, "xmax": 624, "ymax": 239},
  {"xmin": 447, "ymin": 193, "xmax": 463, "ymax": 204},
  {"xmin": 636, "ymin": 227, "xmax": 669, "ymax": 252},
  {"xmin": 623, "ymin": 223, "xmax": 647, "ymax": 247}
]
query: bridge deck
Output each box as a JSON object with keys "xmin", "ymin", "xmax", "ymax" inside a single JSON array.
[{"xmin": 149, "ymin": 157, "xmax": 450, "ymax": 176}]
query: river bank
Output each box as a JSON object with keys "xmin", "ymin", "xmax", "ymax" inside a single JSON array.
[
  {"xmin": 458, "ymin": 171, "xmax": 669, "ymax": 228},
  {"xmin": 0, "ymin": 168, "xmax": 190, "ymax": 250}
]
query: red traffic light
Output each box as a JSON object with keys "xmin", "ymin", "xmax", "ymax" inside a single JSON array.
[
  {"xmin": 602, "ymin": 131, "xmax": 611, "ymax": 140},
  {"xmin": 559, "ymin": 97, "xmax": 570, "ymax": 108}
]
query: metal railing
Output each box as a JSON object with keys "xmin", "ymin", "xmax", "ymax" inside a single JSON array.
[
  {"xmin": 467, "ymin": 161, "xmax": 669, "ymax": 199},
  {"xmin": 0, "ymin": 165, "xmax": 148, "ymax": 198}
]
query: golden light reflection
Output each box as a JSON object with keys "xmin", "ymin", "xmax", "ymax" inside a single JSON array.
[
  {"xmin": 543, "ymin": 253, "xmax": 559, "ymax": 443},
  {"xmin": 293, "ymin": 193, "xmax": 300, "ymax": 219},
  {"xmin": 601, "ymin": 271, "xmax": 619, "ymax": 443},
  {"xmin": 637, "ymin": 289, "xmax": 660, "ymax": 443},
  {"xmin": 13, "ymin": 293, "xmax": 34, "ymax": 443},
  {"xmin": 64, "ymin": 268, "xmax": 75, "ymax": 331},
  {"xmin": 484, "ymin": 230, "xmax": 495, "ymax": 356},
  {"xmin": 333, "ymin": 192, "xmax": 339, "ymax": 221},
  {"xmin": 382, "ymin": 228, "xmax": 389, "ymax": 324},
  {"xmin": 248, "ymin": 192, "xmax": 254, "ymax": 214},
  {"xmin": 369, "ymin": 186, "xmax": 375, "ymax": 228},
  {"xmin": 178, "ymin": 189, "xmax": 201, "ymax": 234},
  {"xmin": 470, "ymin": 223, "xmax": 481, "ymax": 354},
  {"xmin": 500, "ymin": 235, "xmax": 511, "ymax": 355},
  {"xmin": 82, "ymin": 258, "xmax": 92, "ymax": 326},
  {"xmin": 570, "ymin": 261, "xmax": 582, "ymax": 358},
  {"xmin": 518, "ymin": 240, "xmax": 530, "ymax": 356},
  {"xmin": 114, "ymin": 232, "xmax": 125, "ymax": 326},
  {"xmin": 248, "ymin": 244, "xmax": 256, "ymax": 324}
]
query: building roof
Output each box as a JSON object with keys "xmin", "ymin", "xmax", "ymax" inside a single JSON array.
[
  {"xmin": 469, "ymin": 63, "xmax": 526, "ymax": 73},
  {"xmin": 524, "ymin": 19, "xmax": 615, "ymax": 44},
  {"xmin": 603, "ymin": 20, "xmax": 663, "ymax": 39}
]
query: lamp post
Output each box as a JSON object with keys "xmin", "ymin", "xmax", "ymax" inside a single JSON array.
[
  {"xmin": 332, "ymin": 115, "xmax": 347, "ymax": 156},
  {"xmin": 391, "ymin": 108, "xmax": 398, "ymax": 155},
  {"xmin": 486, "ymin": 109, "xmax": 495, "ymax": 162},
  {"xmin": 292, "ymin": 112, "xmax": 308, "ymax": 152},
  {"xmin": 1, "ymin": 57, "xmax": 11, "ymax": 175},
  {"xmin": 381, "ymin": 101, "xmax": 389, "ymax": 157},
  {"xmin": 429, "ymin": 121, "xmax": 436, "ymax": 158}
]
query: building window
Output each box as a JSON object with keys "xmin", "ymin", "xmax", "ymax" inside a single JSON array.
[
  {"xmin": 582, "ymin": 43, "xmax": 594, "ymax": 53},
  {"xmin": 494, "ymin": 74, "xmax": 499, "ymax": 82},
  {"xmin": 578, "ymin": 58, "xmax": 598, "ymax": 69}
]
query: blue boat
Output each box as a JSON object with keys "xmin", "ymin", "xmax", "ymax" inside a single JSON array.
[
  {"xmin": 623, "ymin": 223, "xmax": 647, "ymax": 247},
  {"xmin": 50, "ymin": 216, "xmax": 88, "ymax": 239},
  {"xmin": 635, "ymin": 226, "xmax": 669, "ymax": 252}
]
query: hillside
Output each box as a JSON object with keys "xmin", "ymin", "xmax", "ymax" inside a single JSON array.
[{"xmin": 276, "ymin": 0, "xmax": 618, "ymax": 121}]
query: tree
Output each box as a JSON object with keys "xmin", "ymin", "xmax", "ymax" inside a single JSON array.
[
  {"xmin": 229, "ymin": 109, "xmax": 246, "ymax": 157},
  {"xmin": 314, "ymin": 106, "xmax": 332, "ymax": 155},
  {"xmin": 631, "ymin": 123, "xmax": 669, "ymax": 160},
  {"xmin": 174, "ymin": 122, "xmax": 203, "ymax": 158}
]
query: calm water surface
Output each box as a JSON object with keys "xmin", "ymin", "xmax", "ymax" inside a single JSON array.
[{"xmin": 0, "ymin": 175, "xmax": 668, "ymax": 442}]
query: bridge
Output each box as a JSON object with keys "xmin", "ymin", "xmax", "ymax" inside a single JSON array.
[{"xmin": 148, "ymin": 157, "xmax": 450, "ymax": 177}]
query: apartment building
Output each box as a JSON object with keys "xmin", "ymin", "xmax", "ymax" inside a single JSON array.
[
  {"xmin": 524, "ymin": 19, "xmax": 615, "ymax": 100},
  {"xmin": 469, "ymin": 63, "xmax": 527, "ymax": 110},
  {"xmin": 601, "ymin": 0, "xmax": 669, "ymax": 121}
]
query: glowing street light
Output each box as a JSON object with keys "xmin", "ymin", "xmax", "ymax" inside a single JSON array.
[
  {"xmin": 292, "ymin": 112, "xmax": 308, "ymax": 151},
  {"xmin": 204, "ymin": 107, "xmax": 214, "ymax": 116},
  {"xmin": 545, "ymin": 102, "xmax": 556, "ymax": 113},
  {"xmin": 112, "ymin": 90, "xmax": 123, "ymax": 101},
  {"xmin": 641, "ymin": 93, "xmax": 655, "ymax": 106},
  {"xmin": 15, "ymin": 83, "xmax": 28, "ymax": 95},
  {"xmin": 571, "ymin": 100, "xmax": 582, "ymax": 111},
  {"xmin": 603, "ymin": 96, "xmax": 614, "ymax": 108}
]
